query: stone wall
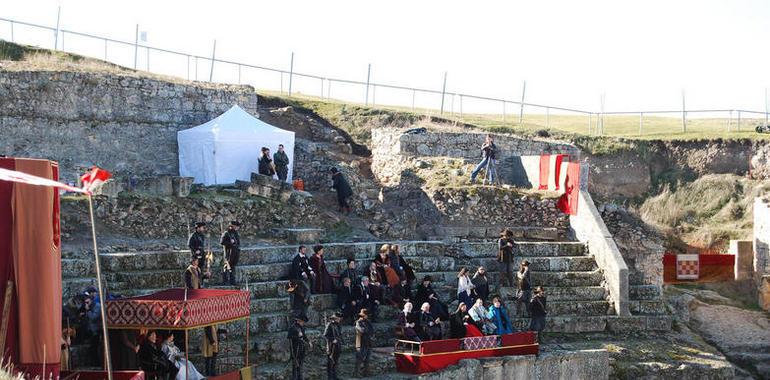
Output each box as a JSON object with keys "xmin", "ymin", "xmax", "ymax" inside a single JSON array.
[
  {"xmin": 371, "ymin": 128, "xmax": 579, "ymax": 187},
  {"xmin": 60, "ymin": 191, "xmax": 324, "ymax": 241},
  {"xmin": 417, "ymin": 349, "xmax": 609, "ymax": 380},
  {"xmin": 601, "ymin": 204, "xmax": 665, "ymax": 287},
  {"xmin": 0, "ymin": 70, "xmax": 258, "ymax": 181}
]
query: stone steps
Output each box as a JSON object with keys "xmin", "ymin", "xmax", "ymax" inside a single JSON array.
[
  {"xmin": 499, "ymin": 286, "xmax": 607, "ymax": 302},
  {"xmin": 629, "ymin": 284, "xmax": 661, "ymax": 300},
  {"xmin": 460, "ymin": 255, "xmax": 597, "ymax": 272}
]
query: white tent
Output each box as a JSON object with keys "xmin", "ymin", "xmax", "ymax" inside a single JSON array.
[{"xmin": 177, "ymin": 105, "xmax": 295, "ymax": 185}]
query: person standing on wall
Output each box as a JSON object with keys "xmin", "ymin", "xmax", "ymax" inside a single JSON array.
[
  {"xmin": 188, "ymin": 222, "xmax": 207, "ymax": 262},
  {"xmin": 497, "ymin": 228, "xmax": 516, "ymax": 287},
  {"xmin": 258, "ymin": 147, "xmax": 276, "ymax": 177},
  {"xmin": 516, "ymin": 260, "xmax": 532, "ymax": 317},
  {"xmin": 274, "ymin": 144, "xmax": 290, "ymax": 182},
  {"xmin": 330, "ymin": 167, "xmax": 353, "ymax": 215},
  {"xmin": 220, "ymin": 221, "xmax": 241, "ymax": 286},
  {"xmin": 470, "ymin": 134, "xmax": 497, "ymax": 184}
]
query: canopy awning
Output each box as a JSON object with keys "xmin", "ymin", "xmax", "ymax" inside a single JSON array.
[{"xmin": 105, "ymin": 288, "xmax": 250, "ymax": 330}]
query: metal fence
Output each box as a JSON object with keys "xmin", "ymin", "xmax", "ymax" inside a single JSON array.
[{"xmin": 1, "ymin": 14, "xmax": 769, "ymax": 137}]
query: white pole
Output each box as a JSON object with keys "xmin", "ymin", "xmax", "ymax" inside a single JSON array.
[
  {"xmin": 54, "ymin": 6, "xmax": 60, "ymax": 50},
  {"xmin": 765, "ymin": 88, "xmax": 768, "ymax": 127},
  {"xmin": 10, "ymin": 21, "xmax": 14, "ymax": 43},
  {"xmin": 546, "ymin": 107, "xmax": 550, "ymax": 128},
  {"xmin": 440, "ymin": 72, "xmax": 448, "ymax": 115},
  {"xmin": 327, "ymin": 79, "xmax": 332, "ymax": 99},
  {"xmin": 588, "ymin": 113, "xmax": 592, "ymax": 134},
  {"xmin": 209, "ymin": 40, "xmax": 216, "ymax": 82},
  {"xmin": 365, "ymin": 64, "xmax": 371, "ymax": 105},
  {"xmin": 459, "ymin": 95, "xmax": 463, "ymax": 117},
  {"xmin": 88, "ymin": 195, "xmax": 113, "ymax": 380},
  {"xmin": 104, "ymin": 38, "xmax": 108, "ymax": 61},
  {"xmin": 518, "ymin": 81, "xmax": 527, "ymax": 124},
  {"xmin": 502, "ymin": 101, "xmax": 506, "ymax": 122},
  {"xmin": 288, "ymin": 52, "xmax": 294, "ymax": 96},
  {"xmin": 639, "ymin": 112, "xmax": 644, "ymax": 135},
  {"xmin": 681, "ymin": 89, "xmax": 687, "ymax": 133},
  {"xmin": 133, "ymin": 24, "xmax": 139, "ymax": 69},
  {"xmin": 412, "ymin": 90, "xmax": 416, "ymax": 111}
]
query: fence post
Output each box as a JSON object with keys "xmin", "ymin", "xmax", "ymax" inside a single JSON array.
[
  {"xmin": 588, "ymin": 113, "xmax": 592, "ymax": 134},
  {"xmin": 765, "ymin": 88, "xmax": 768, "ymax": 127},
  {"xmin": 104, "ymin": 38, "xmax": 108, "ymax": 61},
  {"xmin": 412, "ymin": 90, "xmax": 416, "ymax": 112},
  {"xmin": 518, "ymin": 81, "xmax": 527, "ymax": 124},
  {"xmin": 372, "ymin": 84, "xmax": 376, "ymax": 105},
  {"xmin": 280, "ymin": 72, "xmax": 284, "ymax": 94},
  {"xmin": 327, "ymin": 79, "xmax": 332, "ymax": 99},
  {"xmin": 186, "ymin": 55, "xmax": 190, "ymax": 81},
  {"xmin": 639, "ymin": 112, "xmax": 643, "ymax": 135},
  {"xmin": 681, "ymin": 90, "xmax": 687, "ymax": 133},
  {"xmin": 54, "ymin": 6, "xmax": 61, "ymax": 50},
  {"xmin": 10, "ymin": 21, "xmax": 13, "ymax": 42},
  {"xmin": 451, "ymin": 94, "xmax": 455, "ymax": 115},
  {"xmin": 238, "ymin": 64, "xmax": 242, "ymax": 84},
  {"xmin": 146, "ymin": 47, "xmax": 149, "ymax": 71},
  {"xmin": 502, "ymin": 101, "xmax": 506, "ymax": 122},
  {"xmin": 738, "ymin": 110, "xmax": 741, "ymax": 131},
  {"xmin": 288, "ymin": 52, "xmax": 294, "ymax": 96},
  {"xmin": 320, "ymin": 78, "xmax": 324, "ymax": 99},
  {"xmin": 459, "ymin": 95, "xmax": 463, "ymax": 117},
  {"xmin": 365, "ymin": 64, "xmax": 371, "ymax": 105},
  {"xmin": 195, "ymin": 57, "xmax": 198, "ymax": 81},
  {"xmin": 209, "ymin": 40, "xmax": 216, "ymax": 82},
  {"xmin": 440, "ymin": 72, "xmax": 448, "ymax": 115},
  {"xmin": 133, "ymin": 24, "xmax": 139, "ymax": 69},
  {"xmin": 546, "ymin": 107, "xmax": 550, "ymax": 128},
  {"xmin": 728, "ymin": 110, "xmax": 732, "ymax": 132}
]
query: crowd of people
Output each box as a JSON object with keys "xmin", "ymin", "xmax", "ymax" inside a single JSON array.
[{"xmin": 285, "ymin": 232, "xmax": 549, "ymax": 380}]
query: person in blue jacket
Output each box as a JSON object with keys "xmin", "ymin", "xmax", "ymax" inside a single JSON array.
[{"xmin": 487, "ymin": 296, "xmax": 513, "ymax": 335}]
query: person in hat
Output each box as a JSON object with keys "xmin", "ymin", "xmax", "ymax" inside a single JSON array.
[
  {"xmin": 309, "ymin": 244, "xmax": 334, "ymax": 294},
  {"xmin": 287, "ymin": 279, "xmax": 310, "ymax": 320},
  {"xmin": 220, "ymin": 221, "xmax": 241, "ymax": 286},
  {"xmin": 287, "ymin": 313, "xmax": 311, "ymax": 380},
  {"xmin": 354, "ymin": 308, "xmax": 373, "ymax": 377},
  {"xmin": 497, "ymin": 228, "xmax": 516, "ymax": 287},
  {"xmin": 258, "ymin": 147, "xmax": 276, "ymax": 177},
  {"xmin": 516, "ymin": 260, "xmax": 532, "ymax": 317},
  {"xmin": 330, "ymin": 167, "xmax": 353, "ymax": 215},
  {"xmin": 184, "ymin": 256, "xmax": 210, "ymax": 290},
  {"xmin": 188, "ymin": 222, "xmax": 206, "ymax": 262},
  {"xmin": 274, "ymin": 144, "xmax": 290, "ymax": 182},
  {"xmin": 324, "ymin": 312, "xmax": 343, "ymax": 380},
  {"xmin": 529, "ymin": 286, "xmax": 547, "ymax": 342}
]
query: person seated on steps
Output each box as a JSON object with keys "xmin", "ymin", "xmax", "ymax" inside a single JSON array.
[
  {"xmin": 396, "ymin": 301, "xmax": 420, "ymax": 342},
  {"xmin": 418, "ymin": 302, "xmax": 442, "ymax": 341},
  {"xmin": 373, "ymin": 244, "xmax": 402, "ymax": 306},
  {"xmin": 515, "ymin": 260, "xmax": 532, "ymax": 318},
  {"xmin": 137, "ymin": 330, "xmax": 176, "ymax": 380},
  {"xmin": 337, "ymin": 277, "xmax": 356, "ymax": 324},
  {"xmin": 449, "ymin": 302, "xmax": 483, "ymax": 338},
  {"xmin": 468, "ymin": 298, "xmax": 498, "ymax": 335},
  {"xmin": 339, "ymin": 258, "xmax": 359, "ymax": 287},
  {"xmin": 288, "ymin": 279, "xmax": 310, "ymax": 321},
  {"xmin": 488, "ymin": 296, "xmax": 513, "ymax": 335},
  {"xmin": 529, "ymin": 286, "xmax": 547, "ymax": 343},
  {"xmin": 414, "ymin": 276, "xmax": 448, "ymax": 320},
  {"xmin": 366, "ymin": 262, "xmax": 387, "ymax": 306}
]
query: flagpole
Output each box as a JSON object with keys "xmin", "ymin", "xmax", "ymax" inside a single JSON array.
[{"xmin": 88, "ymin": 194, "xmax": 113, "ymax": 380}]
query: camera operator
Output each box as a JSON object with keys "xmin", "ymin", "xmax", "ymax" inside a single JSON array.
[{"xmin": 470, "ymin": 134, "xmax": 497, "ymax": 183}]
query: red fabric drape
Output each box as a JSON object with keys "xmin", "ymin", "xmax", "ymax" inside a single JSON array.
[
  {"xmin": 553, "ymin": 154, "xmax": 565, "ymax": 190},
  {"xmin": 538, "ymin": 155, "xmax": 550, "ymax": 190},
  {"xmin": 663, "ymin": 254, "xmax": 735, "ymax": 284},
  {"xmin": 557, "ymin": 161, "xmax": 581, "ymax": 215},
  {"xmin": 0, "ymin": 158, "xmax": 19, "ymax": 366},
  {"xmin": 12, "ymin": 159, "xmax": 61, "ymax": 378}
]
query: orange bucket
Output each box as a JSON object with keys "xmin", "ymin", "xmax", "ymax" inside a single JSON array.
[{"xmin": 293, "ymin": 179, "xmax": 305, "ymax": 191}]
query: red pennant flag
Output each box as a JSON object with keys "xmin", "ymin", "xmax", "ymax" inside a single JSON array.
[{"xmin": 80, "ymin": 167, "xmax": 112, "ymax": 194}]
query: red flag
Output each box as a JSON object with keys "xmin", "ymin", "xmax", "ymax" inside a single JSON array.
[{"xmin": 80, "ymin": 167, "xmax": 112, "ymax": 193}]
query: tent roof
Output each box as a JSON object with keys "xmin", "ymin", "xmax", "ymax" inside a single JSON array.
[
  {"xmin": 105, "ymin": 288, "xmax": 250, "ymax": 330},
  {"xmin": 177, "ymin": 105, "xmax": 293, "ymax": 141}
]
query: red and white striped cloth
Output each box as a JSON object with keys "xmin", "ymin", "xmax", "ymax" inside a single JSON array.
[{"xmin": 0, "ymin": 166, "xmax": 111, "ymax": 195}]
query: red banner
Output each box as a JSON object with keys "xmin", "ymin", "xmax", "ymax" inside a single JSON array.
[{"xmin": 663, "ymin": 254, "xmax": 735, "ymax": 283}]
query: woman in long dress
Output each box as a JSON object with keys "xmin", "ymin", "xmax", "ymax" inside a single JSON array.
[
  {"xmin": 161, "ymin": 332, "xmax": 206, "ymax": 380},
  {"xmin": 456, "ymin": 267, "xmax": 476, "ymax": 308},
  {"xmin": 309, "ymin": 244, "xmax": 335, "ymax": 294}
]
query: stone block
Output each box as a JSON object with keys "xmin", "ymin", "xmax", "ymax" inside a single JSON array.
[
  {"xmin": 171, "ymin": 176, "xmax": 193, "ymax": 197},
  {"xmin": 274, "ymin": 228, "xmax": 325, "ymax": 244},
  {"xmin": 729, "ymin": 240, "xmax": 753, "ymax": 280},
  {"xmin": 759, "ymin": 275, "xmax": 770, "ymax": 311},
  {"xmin": 502, "ymin": 355, "xmax": 536, "ymax": 379},
  {"xmin": 606, "ymin": 315, "xmax": 646, "ymax": 332},
  {"xmin": 133, "ymin": 176, "xmax": 173, "ymax": 196},
  {"xmin": 94, "ymin": 179, "xmax": 123, "ymax": 197}
]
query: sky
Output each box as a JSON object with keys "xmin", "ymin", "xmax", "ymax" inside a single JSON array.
[{"xmin": 1, "ymin": 0, "xmax": 769, "ymax": 115}]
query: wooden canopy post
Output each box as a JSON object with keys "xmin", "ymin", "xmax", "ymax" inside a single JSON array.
[
  {"xmin": 185, "ymin": 330, "xmax": 189, "ymax": 380},
  {"xmin": 245, "ymin": 318, "xmax": 250, "ymax": 366}
]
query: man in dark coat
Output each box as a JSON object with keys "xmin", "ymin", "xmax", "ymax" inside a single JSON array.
[
  {"xmin": 337, "ymin": 277, "xmax": 356, "ymax": 322},
  {"xmin": 258, "ymin": 147, "xmax": 276, "ymax": 177},
  {"xmin": 529, "ymin": 286, "xmax": 547, "ymax": 342},
  {"xmin": 324, "ymin": 312, "xmax": 343, "ymax": 380},
  {"xmin": 188, "ymin": 222, "xmax": 206, "ymax": 262},
  {"xmin": 220, "ymin": 221, "xmax": 241, "ymax": 286},
  {"xmin": 137, "ymin": 331, "xmax": 175, "ymax": 380},
  {"xmin": 273, "ymin": 144, "xmax": 290, "ymax": 182},
  {"xmin": 354, "ymin": 277, "xmax": 379, "ymax": 322},
  {"xmin": 288, "ymin": 279, "xmax": 310, "ymax": 320},
  {"xmin": 288, "ymin": 314, "xmax": 311, "ymax": 380},
  {"xmin": 330, "ymin": 167, "xmax": 353, "ymax": 214},
  {"xmin": 354, "ymin": 309, "xmax": 373, "ymax": 377},
  {"xmin": 290, "ymin": 245, "xmax": 315, "ymax": 294},
  {"xmin": 471, "ymin": 266, "xmax": 490, "ymax": 303},
  {"xmin": 414, "ymin": 276, "xmax": 447, "ymax": 320},
  {"xmin": 498, "ymin": 228, "xmax": 516, "ymax": 287},
  {"xmin": 339, "ymin": 258, "xmax": 359, "ymax": 285}
]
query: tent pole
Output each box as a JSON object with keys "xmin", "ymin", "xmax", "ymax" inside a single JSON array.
[
  {"xmin": 88, "ymin": 194, "xmax": 113, "ymax": 380},
  {"xmin": 185, "ymin": 330, "xmax": 189, "ymax": 380}
]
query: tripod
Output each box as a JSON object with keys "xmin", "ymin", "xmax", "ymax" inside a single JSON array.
[{"xmin": 483, "ymin": 158, "xmax": 500, "ymax": 185}]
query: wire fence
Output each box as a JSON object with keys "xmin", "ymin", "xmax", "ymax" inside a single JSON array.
[{"xmin": 1, "ymin": 14, "xmax": 769, "ymax": 137}]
